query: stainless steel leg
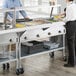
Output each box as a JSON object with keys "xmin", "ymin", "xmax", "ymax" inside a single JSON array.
[
  {"xmin": 3, "ymin": 45, "xmax": 6, "ymax": 57},
  {"xmin": 18, "ymin": 33, "xmax": 22, "ymax": 69},
  {"xmin": 16, "ymin": 33, "xmax": 24, "ymax": 75},
  {"xmin": 16, "ymin": 37, "xmax": 19, "ymax": 70},
  {"xmin": 16, "ymin": 37, "xmax": 20, "ymax": 75},
  {"xmin": 62, "ymin": 34, "xmax": 66, "ymax": 58},
  {"xmin": 2, "ymin": 43, "xmax": 10, "ymax": 70},
  {"xmin": 8, "ymin": 40, "xmax": 12, "ymax": 70}
]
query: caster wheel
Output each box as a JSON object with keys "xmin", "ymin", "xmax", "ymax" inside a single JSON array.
[
  {"xmin": 16, "ymin": 69, "xmax": 20, "ymax": 75},
  {"xmin": 3, "ymin": 64, "xmax": 6, "ymax": 70},
  {"xmin": 7, "ymin": 63, "xmax": 10, "ymax": 70},
  {"xmin": 19, "ymin": 68, "xmax": 24, "ymax": 74},
  {"xmin": 49, "ymin": 52, "xmax": 54, "ymax": 58},
  {"xmin": 63, "ymin": 56, "xmax": 67, "ymax": 61}
]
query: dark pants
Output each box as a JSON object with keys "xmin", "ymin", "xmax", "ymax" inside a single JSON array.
[{"xmin": 66, "ymin": 21, "xmax": 76, "ymax": 66}]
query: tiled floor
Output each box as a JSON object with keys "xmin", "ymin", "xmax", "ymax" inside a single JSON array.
[{"xmin": 0, "ymin": 51, "xmax": 76, "ymax": 76}]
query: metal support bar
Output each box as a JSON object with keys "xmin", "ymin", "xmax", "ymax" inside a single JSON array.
[{"xmin": 62, "ymin": 34, "xmax": 66, "ymax": 58}]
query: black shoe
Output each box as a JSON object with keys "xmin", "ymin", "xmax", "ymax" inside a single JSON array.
[{"xmin": 64, "ymin": 64, "xmax": 75, "ymax": 67}]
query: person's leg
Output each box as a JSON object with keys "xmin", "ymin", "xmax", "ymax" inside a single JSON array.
[
  {"xmin": 67, "ymin": 35, "xmax": 75, "ymax": 65},
  {"xmin": 75, "ymin": 33, "xmax": 76, "ymax": 56},
  {"xmin": 64, "ymin": 22, "xmax": 76, "ymax": 67},
  {"xmin": 64, "ymin": 33, "xmax": 76, "ymax": 67},
  {"xmin": 74, "ymin": 34, "xmax": 76, "ymax": 66}
]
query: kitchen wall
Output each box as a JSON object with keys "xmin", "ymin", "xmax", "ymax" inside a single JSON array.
[{"xmin": 57, "ymin": 0, "xmax": 66, "ymax": 13}]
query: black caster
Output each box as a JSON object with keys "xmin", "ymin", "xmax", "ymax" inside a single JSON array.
[
  {"xmin": 16, "ymin": 68, "xmax": 24, "ymax": 75},
  {"xmin": 19, "ymin": 68, "xmax": 24, "ymax": 74},
  {"xmin": 63, "ymin": 56, "xmax": 67, "ymax": 61},
  {"xmin": 3, "ymin": 64, "xmax": 6, "ymax": 70},
  {"xmin": 16, "ymin": 69, "xmax": 20, "ymax": 75},
  {"xmin": 7, "ymin": 63, "xmax": 10, "ymax": 70},
  {"xmin": 49, "ymin": 52, "xmax": 54, "ymax": 58}
]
